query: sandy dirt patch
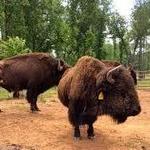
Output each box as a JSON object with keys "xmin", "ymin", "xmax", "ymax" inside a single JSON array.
[{"xmin": 0, "ymin": 90, "xmax": 149, "ymax": 150}]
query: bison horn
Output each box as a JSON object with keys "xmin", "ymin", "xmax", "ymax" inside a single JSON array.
[{"xmin": 106, "ymin": 65, "xmax": 123, "ymax": 83}]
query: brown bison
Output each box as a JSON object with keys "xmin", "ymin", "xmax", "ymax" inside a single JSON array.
[
  {"xmin": 0, "ymin": 53, "xmax": 69, "ymax": 112},
  {"xmin": 58, "ymin": 56, "xmax": 141, "ymax": 139}
]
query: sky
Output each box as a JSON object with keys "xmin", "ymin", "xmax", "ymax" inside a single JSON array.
[{"xmin": 112, "ymin": 0, "xmax": 135, "ymax": 20}]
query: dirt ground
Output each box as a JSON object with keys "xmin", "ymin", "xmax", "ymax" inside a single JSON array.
[{"xmin": 0, "ymin": 90, "xmax": 150, "ymax": 150}]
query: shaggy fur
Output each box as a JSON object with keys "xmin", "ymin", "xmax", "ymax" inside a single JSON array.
[
  {"xmin": 0, "ymin": 53, "xmax": 69, "ymax": 111},
  {"xmin": 101, "ymin": 60, "xmax": 121, "ymax": 67},
  {"xmin": 58, "ymin": 56, "xmax": 141, "ymax": 139}
]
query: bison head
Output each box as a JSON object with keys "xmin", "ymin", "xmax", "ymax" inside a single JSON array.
[
  {"xmin": 56, "ymin": 59, "xmax": 70, "ymax": 84},
  {"xmin": 96, "ymin": 65, "xmax": 141, "ymax": 123}
]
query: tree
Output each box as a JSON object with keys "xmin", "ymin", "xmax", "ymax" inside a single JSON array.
[
  {"xmin": 0, "ymin": 0, "xmax": 28, "ymax": 39},
  {"xmin": 130, "ymin": 0, "xmax": 150, "ymax": 70},
  {"xmin": 67, "ymin": 0, "xmax": 111, "ymax": 61},
  {"xmin": 108, "ymin": 12, "xmax": 129, "ymax": 63}
]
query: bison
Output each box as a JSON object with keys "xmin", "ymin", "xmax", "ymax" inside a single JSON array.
[
  {"xmin": 58, "ymin": 56, "xmax": 141, "ymax": 139},
  {"xmin": 0, "ymin": 53, "xmax": 69, "ymax": 112}
]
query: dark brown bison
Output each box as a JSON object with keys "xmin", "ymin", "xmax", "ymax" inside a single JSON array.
[
  {"xmin": 58, "ymin": 56, "xmax": 141, "ymax": 139},
  {"xmin": 0, "ymin": 53, "xmax": 69, "ymax": 112},
  {"xmin": 101, "ymin": 60, "xmax": 137, "ymax": 85}
]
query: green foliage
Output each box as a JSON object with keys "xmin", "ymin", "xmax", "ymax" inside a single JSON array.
[
  {"xmin": 67, "ymin": 0, "xmax": 111, "ymax": 60},
  {"xmin": 0, "ymin": 0, "xmax": 112, "ymax": 64},
  {"xmin": 102, "ymin": 42, "xmax": 120, "ymax": 60},
  {"xmin": 108, "ymin": 12, "xmax": 129, "ymax": 63},
  {"xmin": 129, "ymin": 0, "xmax": 150, "ymax": 70},
  {"xmin": 0, "ymin": 37, "xmax": 31, "ymax": 59},
  {"xmin": 132, "ymin": 0, "xmax": 150, "ymax": 38},
  {"xmin": 1, "ymin": 0, "xmax": 149, "ymax": 67}
]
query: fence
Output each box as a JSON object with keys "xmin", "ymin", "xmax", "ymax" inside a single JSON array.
[
  {"xmin": 137, "ymin": 70, "xmax": 150, "ymax": 89},
  {"xmin": 131, "ymin": 51, "xmax": 150, "ymax": 71}
]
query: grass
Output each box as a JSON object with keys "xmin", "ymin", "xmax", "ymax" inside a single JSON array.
[
  {"xmin": 0, "ymin": 87, "xmax": 58, "ymax": 102},
  {"xmin": 38, "ymin": 87, "xmax": 58, "ymax": 103},
  {"xmin": 0, "ymin": 88, "xmax": 11, "ymax": 100},
  {"xmin": 137, "ymin": 79, "xmax": 150, "ymax": 89}
]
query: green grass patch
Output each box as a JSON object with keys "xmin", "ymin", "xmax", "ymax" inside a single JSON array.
[
  {"xmin": 0, "ymin": 87, "xmax": 58, "ymax": 102},
  {"xmin": 0, "ymin": 88, "xmax": 10, "ymax": 100},
  {"xmin": 39, "ymin": 87, "xmax": 57, "ymax": 103},
  {"xmin": 137, "ymin": 79, "xmax": 150, "ymax": 89}
]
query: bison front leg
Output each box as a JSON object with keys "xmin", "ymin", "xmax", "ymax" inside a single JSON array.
[
  {"xmin": 87, "ymin": 124, "xmax": 95, "ymax": 139},
  {"xmin": 30, "ymin": 97, "xmax": 40, "ymax": 112},
  {"xmin": 74, "ymin": 126, "xmax": 80, "ymax": 139},
  {"xmin": 68, "ymin": 101, "xmax": 81, "ymax": 139}
]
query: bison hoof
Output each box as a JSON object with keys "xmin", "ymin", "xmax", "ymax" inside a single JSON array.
[
  {"xmin": 35, "ymin": 108, "xmax": 41, "ymax": 111},
  {"xmin": 88, "ymin": 132, "xmax": 95, "ymax": 140},
  {"xmin": 88, "ymin": 135, "xmax": 95, "ymax": 140},
  {"xmin": 31, "ymin": 110, "xmax": 38, "ymax": 113},
  {"xmin": 74, "ymin": 137, "xmax": 81, "ymax": 141},
  {"xmin": 31, "ymin": 106, "xmax": 41, "ymax": 112}
]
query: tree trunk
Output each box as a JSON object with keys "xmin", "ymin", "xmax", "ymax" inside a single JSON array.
[
  {"xmin": 119, "ymin": 42, "xmax": 123, "ymax": 63},
  {"xmin": 113, "ymin": 37, "xmax": 117, "ymax": 59},
  {"xmin": 4, "ymin": 0, "xmax": 12, "ymax": 39},
  {"xmin": 139, "ymin": 38, "xmax": 143, "ymax": 71}
]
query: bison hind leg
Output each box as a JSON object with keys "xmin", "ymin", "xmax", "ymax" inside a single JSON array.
[
  {"xmin": 26, "ymin": 89, "xmax": 40, "ymax": 112},
  {"xmin": 13, "ymin": 91, "xmax": 20, "ymax": 98}
]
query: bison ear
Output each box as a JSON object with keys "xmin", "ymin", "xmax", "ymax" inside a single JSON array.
[
  {"xmin": 57, "ymin": 59, "xmax": 64, "ymax": 71},
  {"xmin": 127, "ymin": 64, "xmax": 137, "ymax": 85},
  {"xmin": 106, "ymin": 65, "xmax": 124, "ymax": 84}
]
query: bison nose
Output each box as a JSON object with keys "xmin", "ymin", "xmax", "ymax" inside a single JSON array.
[{"xmin": 132, "ymin": 105, "xmax": 141, "ymax": 116}]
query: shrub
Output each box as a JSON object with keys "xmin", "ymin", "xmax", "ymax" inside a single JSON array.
[{"xmin": 0, "ymin": 37, "xmax": 31, "ymax": 59}]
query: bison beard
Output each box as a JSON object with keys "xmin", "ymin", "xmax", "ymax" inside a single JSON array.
[
  {"xmin": 58, "ymin": 56, "xmax": 141, "ymax": 139},
  {"xmin": 0, "ymin": 53, "xmax": 69, "ymax": 112}
]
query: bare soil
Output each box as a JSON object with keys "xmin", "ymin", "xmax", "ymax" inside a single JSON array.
[{"xmin": 0, "ymin": 90, "xmax": 150, "ymax": 150}]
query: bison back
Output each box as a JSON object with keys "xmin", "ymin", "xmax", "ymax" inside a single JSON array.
[{"xmin": 1, "ymin": 53, "xmax": 58, "ymax": 91}]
